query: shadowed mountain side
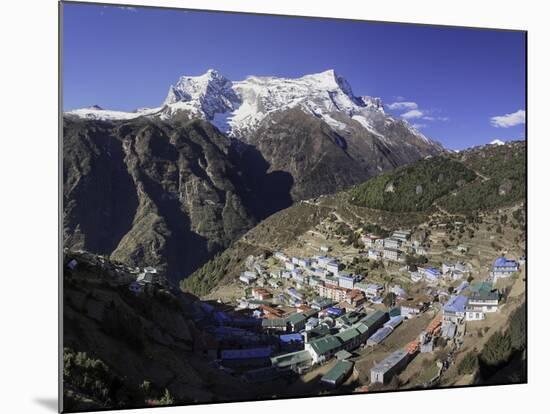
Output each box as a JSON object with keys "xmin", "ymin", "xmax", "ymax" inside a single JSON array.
[
  {"xmin": 63, "ymin": 122, "xmax": 139, "ymax": 254},
  {"xmin": 63, "ymin": 118, "xmax": 278, "ymax": 282},
  {"xmin": 243, "ymin": 107, "xmax": 444, "ymax": 201},
  {"xmin": 229, "ymin": 140, "xmax": 294, "ymax": 219}
]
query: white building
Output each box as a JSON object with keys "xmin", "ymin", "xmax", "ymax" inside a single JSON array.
[
  {"xmin": 410, "ymin": 272, "xmax": 423, "ymax": 282},
  {"xmin": 137, "ymin": 267, "xmax": 157, "ymax": 284},
  {"xmin": 274, "ymin": 252, "xmax": 289, "ymax": 262},
  {"xmin": 384, "ymin": 238, "xmax": 402, "ymax": 249},
  {"xmin": 492, "ymin": 257, "xmax": 520, "ymax": 280},
  {"xmin": 368, "ymin": 249, "xmax": 382, "ymax": 260},
  {"xmin": 338, "ymin": 274, "xmax": 359, "ymax": 290},
  {"xmin": 326, "ymin": 261, "xmax": 340, "ymax": 276},
  {"xmin": 391, "ymin": 230, "xmax": 411, "ymax": 242},
  {"xmin": 383, "ymin": 248, "xmax": 401, "ymax": 261},
  {"xmin": 316, "ymin": 256, "xmax": 333, "ymax": 269},
  {"xmin": 465, "ymin": 291, "xmax": 499, "ymax": 321},
  {"xmin": 239, "ymin": 271, "xmax": 257, "ymax": 284}
]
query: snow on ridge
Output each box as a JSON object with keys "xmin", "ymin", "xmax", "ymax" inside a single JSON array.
[
  {"xmin": 490, "ymin": 139, "xmax": 505, "ymax": 146},
  {"xmin": 65, "ymin": 106, "xmax": 162, "ymax": 121},
  {"xmin": 64, "ymin": 69, "xmax": 442, "ymax": 150}
]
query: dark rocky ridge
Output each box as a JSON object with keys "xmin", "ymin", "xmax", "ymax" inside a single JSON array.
[
  {"xmin": 242, "ymin": 107, "xmax": 445, "ymax": 200},
  {"xmin": 63, "ymin": 117, "xmax": 271, "ymax": 282}
]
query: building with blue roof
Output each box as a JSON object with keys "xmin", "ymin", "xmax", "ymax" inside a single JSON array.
[
  {"xmin": 326, "ymin": 307, "xmax": 345, "ymax": 317},
  {"xmin": 279, "ymin": 333, "xmax": 304, "ymax": 351},
  {"xmin": 423, "ymin": 267, "xmax": 441, "ymax": 282},
  {"xmin": 367, "ymin": 326, "xmax": 394, "ymax": 346},
  {"xmin": 443, "ymin": 295, "xmax": 468, "ymax": 323},
  {"xmin": 492, "ymin": 257, "xmax": 519, "ymax": 280},
  {"xmin": 220, "ymin": 347, "xmax": 273, "ymax": 369}
]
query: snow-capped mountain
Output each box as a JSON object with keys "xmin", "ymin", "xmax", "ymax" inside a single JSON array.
[
  {"xmin": 490, "ymin": 139, "xmax": 506, "ymax": 146},
  {"xmin": 65, "ymin": 69, "xmax": 441, "ymax": 150},
  {"xmin": 65, "ymin": 105, "xmax": 162, "ymax": 121}
]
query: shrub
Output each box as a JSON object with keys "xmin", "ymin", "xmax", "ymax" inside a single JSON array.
[{"xmin": 458, "ymin": 351, "xmax": 479, "ymax": 375}]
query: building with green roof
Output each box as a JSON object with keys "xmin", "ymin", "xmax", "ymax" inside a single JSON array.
[
  {"xmin": 360, "ymin": 310, "xmax": 389, "ymax": 338},
  {"xmin": 261, "ymin": 318, "xmax": 287, "ymax": 332},
  {"xmin": 470, "ymin": 281, "xmax": 493, "ymax": 295},
  {"xmin": 321, "ymin": 360, "xmax": 354, "ymax": 386},
  {"xmin": 335, "ymin": 350, "xmax": 353, "ymax": 360},
  {"xmin": 285, "ymin": 312, "xmax": 308, "ymax": 332},
  {"xmin": 334, "ymin": 328, "xmax": 361, "ymax": 350},
  {"xmin": 335, "ymin": 311, "xmax": 364, "ymax": 328},
  {"xmin": 271, "ymin": 350, "xmax": 312, "ymax": 374},
  {"xmin": 389, "ymin": 307, "xmax": 402, "ymax": 318},
  {"xmin": 305, "ymin": 335, "xmax": 343, "ymax": 364}
]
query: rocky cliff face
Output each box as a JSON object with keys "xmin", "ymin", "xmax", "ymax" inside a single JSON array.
[
  {"xmin": 240, "ymin": 107, "xmax": 444, "ymax": 200},
  {"xmin": 63, "ymin": 117, "xmax": 261, "ymax": 281}
]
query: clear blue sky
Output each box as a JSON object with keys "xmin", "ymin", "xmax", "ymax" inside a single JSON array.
[{"xmin": 62, "ymin": 2, "xmax": 526, "ymax": 150}]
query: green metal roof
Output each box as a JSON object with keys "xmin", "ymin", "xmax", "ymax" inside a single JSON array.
[
  {"xmin": 286, "ymin": 312, "xmax": 307, "ymax": 325},
  {"xmin": 354, "ymin": 323, "xmax": 369, "ymax": 335},
  {"xmin": 261, "ymin": 318, "xmax": 286, "ymax": 328},
  {"xmin": 470, "ymin": 290, "xmax": 499, "ymax": 301},
  {"xmin": 303, "ymin": 309, "xmax": 319, "ymax": 318},
  {"xmin": 309, "ymin": 335, "xmax": 342, "ymax": 355},
  {"xmin": 308, "ymin": 324, "xmax": 330, "ymax": 338},
  {"xmin": 336, "ymin": 311, "xmax": 363, "ymax": 326},
  {"xmin": 335, "ymin": 350, "xmax": 353, "ymax": 360},
  {"xmin": 360, "ymin": 310, "xmax": 388, "ymax": 327},
  {"xmin": 271, "ymin": 350, "xmax": 312, "ymax": 368},
  {"xmin": 335, "ymin": 328, "xmax": 360, "ymax": 343},
  {"xmin": 470, "ymin": 281, "xmax": 493, "ymax": 294},
  {"xmin": 355, "ymin": 282, "xmax": 370, "ymax": 291},
  {"xmin": 321, "ymin": 360, "xmax": 354, "ymax": 384}
]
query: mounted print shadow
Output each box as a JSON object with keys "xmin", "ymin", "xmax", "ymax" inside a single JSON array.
[{"xmin": 60, "ymin": 1, "xmax": 527, "ymax": 412}]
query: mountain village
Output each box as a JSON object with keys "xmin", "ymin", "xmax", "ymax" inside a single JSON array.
[{"xmin": 93, "ymin": 196, "xmax": 525, "ymax": 394}]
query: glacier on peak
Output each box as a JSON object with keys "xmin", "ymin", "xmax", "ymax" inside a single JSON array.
[{"xmin": 65, "ymin": 69, "xmax": 442, "ymax": 150}]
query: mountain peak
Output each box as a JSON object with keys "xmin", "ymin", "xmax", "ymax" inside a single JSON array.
[
  {"xmin": 66, "ymin": 70, "xmax": 442, "ymax": 153},
  {"xmin": 163, "ymin": 69, "xmax": 239, "ymax": 117},
  {"xmin": 302, "ymin": 69, "xmax": 353, "ymax": 95}
]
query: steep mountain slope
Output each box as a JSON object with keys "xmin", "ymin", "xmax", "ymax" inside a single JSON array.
[
  {"xmin": 242, "ymin": 105, "xmax": 443, "ymax": 200},
  {"xmin": 62, "ymin": 252, "xmax": 280, "ymax": 411},
  {"xmin": 438, "ymin": 141, "xmax": 526, "ymax": 213},
  {"xmin": 184, "ymin": 141, "xmax": 526, "ymax": 297},
  {"xmin": 348, "ymin": 157, "xmax": 477, "ymax": 212},
  {"xmin": 63, "ymin": 117, "xmax": 265, "ymax": 282},
  {"xmin": 66, "ymin": 70, "xmax": 445, "ymax": 203},
  {"xmin": 350, "ymin": 141, "xmax": 526, "ymax": 213},
  {"xmin": 64, "ymin": 69, "xmax": 446, "ymax": 281}
]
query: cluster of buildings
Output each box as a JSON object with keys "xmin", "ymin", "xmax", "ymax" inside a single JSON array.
[
  {"xmin": 223, "ymin": 229, "xmax": 524, "ymax": 389},
  {"xmin": 361, "ymin": 230, "xmax": 415, "ymax": 263},
  {"xmin": 409, "ymin": 255, "xmax": 521, "ymax": 287}
]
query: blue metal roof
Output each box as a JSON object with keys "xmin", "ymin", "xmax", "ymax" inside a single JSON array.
[
  {"xmin": 326, "ymin": 307, "xmax": 344, "ymax": 316},
  {"xmin": 368, "ymin": 326, "xmax": 393, "ymax": 344},
  {"xmin": 444, "ymin": 295, "xmax": 468, "ymax": 313},
  {"xmin": 493, "ymin": 257, "xmax": 518, "ymax": 268},
  {"xmin": 280, "ymin": 333, "xmax": 304, "ymax": 343}
]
